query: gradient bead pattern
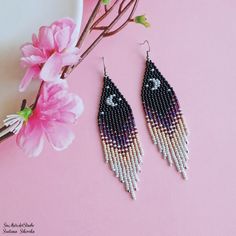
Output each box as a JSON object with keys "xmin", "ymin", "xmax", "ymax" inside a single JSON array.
[
  {"xmin": 141, "ymin": 59, "xmax": 189, "ymax": 179},
  {"xmin": 98, "ymin": 75, "xmax": 144, "ymax": 199}
]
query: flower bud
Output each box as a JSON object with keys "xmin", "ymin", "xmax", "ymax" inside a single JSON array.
[{"xmin": 134, "ymin": 15, "xmax": 150, "ymax": 28}]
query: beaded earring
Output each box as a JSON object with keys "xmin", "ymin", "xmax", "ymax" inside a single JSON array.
[
  {"xmin": 98, "ymin": 57, "xmax": 144, "ymax": 199},
  {"xmin": 141, "ymin": 41, "xmax": 189, "ymax": 179}
]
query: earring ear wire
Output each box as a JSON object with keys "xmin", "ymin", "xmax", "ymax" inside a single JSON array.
[
  {"xmin": 101, "ymin": 56, "xmax": 107, "ymax": 76},
  {"xmin": 139, "ymin": 40, "xmax": 151, "ymax": 60}
]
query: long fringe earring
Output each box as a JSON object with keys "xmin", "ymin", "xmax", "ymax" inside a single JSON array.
[
  {"xmin": 98, "ymin": 57, "xmax": 144, "ymax": 199},
  {"xmin": 141, "ymin": 41, "xmax": 189, "ymax": 179}
]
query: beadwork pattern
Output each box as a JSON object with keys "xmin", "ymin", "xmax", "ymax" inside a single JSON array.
[
  {"xmin": 98, "ymin": 75, "xmax": 144, "ymax": 199},
  {"xmin": 141, "ymin": 59, "xmax": 189, "ymax": 179}
]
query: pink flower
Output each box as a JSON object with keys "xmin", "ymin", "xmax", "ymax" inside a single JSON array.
[
  {"xmin": 19, "ymin": 18, "xmax": 80, "ymax": 92},
  {"xmin": 16, "ymin": 81, "xmax": 84, "ymax": 157}
]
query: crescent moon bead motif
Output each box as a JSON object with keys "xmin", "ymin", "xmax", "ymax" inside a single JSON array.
[
  {"xmin": 148, "ymin": 78, "xmax": 161, "ymax": 90},
  {"xmin": 141, "ymin": 59, "xmax": 189, "ymax": 179},
  {"xmin": 98, "ymin": 75, "xmax": 144, "ymax": 199},
  {"xmin": 106, "ymin": 94, "xmax": 118, "ymax": 107}
]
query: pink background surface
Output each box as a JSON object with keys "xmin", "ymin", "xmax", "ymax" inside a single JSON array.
[{"xmin": 0, "ymin": 0, "xmax": 236, "ymax": 235}]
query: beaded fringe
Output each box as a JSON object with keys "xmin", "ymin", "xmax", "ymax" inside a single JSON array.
[
  {"xmin": 98, "ymin": 76, "xmax": 144, "ymax": 199},
  {"xmin": 141, "ymin": 59, "xmax": 189, "ymax": 179}
]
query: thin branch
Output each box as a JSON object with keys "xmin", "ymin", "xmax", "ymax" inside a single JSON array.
[
  {"xmin": 0, "ymin": 129, "xmax": 14, "ymax": 143},
  {"xmin": 61, "ymin": 0, "xmax": 102, "ymax": 79},
  {"xmin": 62, "ymin": 0, "xmax": 137, "ymax": 78},
  {"xmin": 93, "ymin": 26, "xmax": 108, "ymax": 30},
  {"xmin": 119, "ymin": 0, "xmax": 126, "ymax": 13},
  {"xmin": 70, "ymin": 0, "xmax": 137, "ymax": 67},
  {"xmin": 104, "ymin": 0, "xmax": 138, "ymax": 37},
  {"xmin": 105, "ymin": 5, "xmax": 108, "ymax": 12},
  {"xmin": 21, "ymin": 99, "xmax": 27, "ymax": 110},
  {"xmin": 91, "ymin": 0, "xmax": 120, "ymax": 30},
  {"xmin": 32, "ymin": 81, "xmax": 44, "ymax": 110},
  {"xmin": 76, "ymin": 0, "xmax": 102, "ymax": 49}
]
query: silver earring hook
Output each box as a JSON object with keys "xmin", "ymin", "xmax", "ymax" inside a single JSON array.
[
  {"xmin": 140, "ymin": 40, "xmax": 151, "ymax": 60},
  {"xmin": 101, "ymin": 56, "xmax": 108, "ymax": 77}
]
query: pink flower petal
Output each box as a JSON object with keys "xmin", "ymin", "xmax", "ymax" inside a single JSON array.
[
  {"xmin": 54, "ymin": 26, "xmax": 71, "ymax": 52},
  {"xmin": 20, "ymin": 55, "xmax": 46, "ymax": 67},
  {"xmin": 21, "ymin": 44, "xmax": 43, "ymax": 57},
  {"xmin": 44, "ymin": 121, "xmax": 75, "ymax": 151},
  {"xmin": 52, "ymin": 18, "xmax": 78, "ymax": 48},
  {"xmin": 16, "ymin": 119, "xmax": 44, "ymax": 157},
  {"xmin": 40, "ymin": 53, "xmax": 62, "ymax": 81},
  {"xmin": 71, "ymin": 95, "xmax": 84, "ymax": 118},
  {"xmin": 61, "ymin": 49, "xmax": 80, "ymax": 66},
  {"xmin": 55, "ymin": 111, "xmax": 76, "ymax": 123},
  {"xmin": 32, "ymin": 33, "xmax": 39, "ymax": 47},
  {"xmin": 38, "ymin": 26, "xmax": 55, "ymax": 50},
  {"xmin": 43, "ymin": 80, "xmax": 68, "ymax": 101},
  {"xmin": 19, "ymin": 66, "xmax": 40, "ymax": 92},
  {"xmin": 60, "ymin": 94, "xmax": 84, "ymax": 118},
  {"xmin": 52, "ymin": 17, "xmax": 75, "ymax": 31},
  {"xmin": 68, "ymin": 26, "xmax": 79, "ymax": 48}
]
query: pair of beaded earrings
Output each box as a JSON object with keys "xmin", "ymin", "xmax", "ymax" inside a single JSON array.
[{"xmin": 97, "ymin": 41, "xmax": 189, "ymax": 199}]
